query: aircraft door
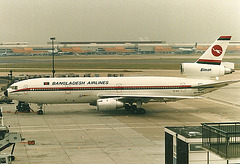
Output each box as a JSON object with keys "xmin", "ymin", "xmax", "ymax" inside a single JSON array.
[
  {"xmin": 180, "ymin": 83, "xmax": 186, "ymax": 92},
  {"xmin": 116, "ymin": 83, "xmax": 122, "ymax": 93},
  {"xmin": 198, "ymin": 83, "xmax": 204, "ymax": 91},
  {"xmin": 65, "ymin": 85, "xmax": 71, "ymax": 94},
  {"xmin": 23, "ymin": 85, "xmax": 28, "ymax": 95},
  {"xmin": 64, "ymin": 85, "xmax": 73, "ymax": 102}
]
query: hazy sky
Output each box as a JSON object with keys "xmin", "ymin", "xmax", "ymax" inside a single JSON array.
[{"xmin": 0, "ymin": 0, "xmax": 240, "ymax": 44}]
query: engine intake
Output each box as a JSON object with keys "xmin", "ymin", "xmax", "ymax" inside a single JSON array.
[{"xmin": 97, "ymin": 99, "xmax": 124, "ymax": 110}]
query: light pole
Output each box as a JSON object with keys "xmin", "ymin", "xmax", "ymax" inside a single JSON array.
[
  {"xmin": 8, "ymin": 70, "xmax": 12, "ymax": 87},
  {"xmin": 50, "ymin": 37, "xmax": 56, "ymax": 77}
]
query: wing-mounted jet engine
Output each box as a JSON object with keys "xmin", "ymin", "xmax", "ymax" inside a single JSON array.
[{"xmin": 97, "ymin": 99, "xmax": 124, "ymax": 111}]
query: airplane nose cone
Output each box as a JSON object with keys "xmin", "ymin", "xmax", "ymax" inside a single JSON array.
[{"xmin": 4, "ymin": 90, "xmax": 8, "ymax": 97}]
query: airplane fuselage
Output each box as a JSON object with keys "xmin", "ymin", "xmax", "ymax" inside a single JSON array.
[{"xmin": 7, "ymin": 76, "xmax": 215, "ymax": 104}]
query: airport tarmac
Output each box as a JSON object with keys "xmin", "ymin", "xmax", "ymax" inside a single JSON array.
[{"xmin": 0, "ymin": 71, "xmax": 240, "ymax": 163}]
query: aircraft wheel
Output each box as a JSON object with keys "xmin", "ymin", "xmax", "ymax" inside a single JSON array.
[
  {"xmin": 131, "ymin": 108, "xmax": 146, "ymax": 115},
  {"xmin": 133, "ymin": 108, "xmax": 139, "ymax": 114},
  {"xmin": 131, "ymin": 105, "xmax": 138, "ymax": 114},
  {"xmin": 125, "ymin": 104, "xmax": 131, "ymax": 111},
  {"xmin": 10, "ymin": 156, "xmax": 15, "ymax": 161},
  {"xmin": 139, "ymin": 108, "xmax": 146, "ymax": 114},
  {"xmin": 37, "ymin": 110, "xmax": 43, "ymax": 115}
]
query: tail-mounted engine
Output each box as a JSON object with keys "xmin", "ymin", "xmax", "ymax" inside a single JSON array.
[
  {"xmin": 180, "ymin": 62, "xmax": 234, "ymax": 78},
  {"xmin": 97, "ymin": 99, "xmax": 124, "ymax": 110}
]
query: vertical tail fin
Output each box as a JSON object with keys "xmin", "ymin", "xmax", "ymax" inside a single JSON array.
[
  {"xmin": 196, "ymin": 36, "xmax": 231, "ymax": 65},
  {"xmin": 194, "ymin": 42, "xmax": 197, "ymax": 49}
]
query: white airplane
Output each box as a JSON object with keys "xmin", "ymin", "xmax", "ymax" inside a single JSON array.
[
  {"xmin": 4, "ymin": 36, "xmax": 237, "ymax": 115},
  {"xmin": 175, "ymin": 43, "xmax": 197, "ymax": 54},
  {"xmin": 47, "ymin": 48, "xmax": 59, "ymax": 55}
]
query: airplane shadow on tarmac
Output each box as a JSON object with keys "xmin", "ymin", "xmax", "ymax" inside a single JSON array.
[{"xmin": 31, "ymin": 107, "xmax": 157, "ymax": 116}]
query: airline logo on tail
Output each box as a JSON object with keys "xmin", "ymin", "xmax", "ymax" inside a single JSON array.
[
  {"xmin": 196, "ymin": 36, "xmax": 231, "ymax": 65},
  {"xmin": 212, "ymin": 45, "xmax": 222, "ymax": 57}
]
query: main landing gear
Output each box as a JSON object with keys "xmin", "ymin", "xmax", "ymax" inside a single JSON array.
[{"xmin": 125, "ymin": 104, "xmax": 146, "ymax": 115}]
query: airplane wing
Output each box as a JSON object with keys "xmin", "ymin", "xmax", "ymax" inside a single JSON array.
[
  {"xmin": 191, "ymin": 80, "xmax": 240, "ymax": 89},
  {"xmin": 99, "ymin": 95, "xmax": 202, "ymax": 103},
  {"xmin": 99, "ymin": 80, "xmax": 240, "ymax": 103}
]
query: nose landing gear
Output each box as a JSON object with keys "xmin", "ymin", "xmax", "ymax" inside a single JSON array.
[{"xmin": 37, "ymin": 103, "xmax": 44, "ymax": 115}]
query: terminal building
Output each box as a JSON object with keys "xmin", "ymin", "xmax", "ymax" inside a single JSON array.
[{"xmin": 0, "ymin": 41, "xmax": 240, "ymax": 55}]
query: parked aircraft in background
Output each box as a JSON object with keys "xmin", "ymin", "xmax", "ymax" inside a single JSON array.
[
  {"xmin": 4, "ymin": 36, "xmax": 238, "ymax": 115},
  {"xmin": 1, "ymin": 52, "xmax": 7, "ymax": 56},
  {"xmin": 47, "ymin": 48, "xmax": 59, "ymax": 54},
  {"xmin": 175, "ymin": 42, "xmax": 197, "ymax": 54}
]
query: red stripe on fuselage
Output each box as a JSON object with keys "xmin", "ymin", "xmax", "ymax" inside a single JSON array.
[{"xmin": 11, "ymin": 85, "xmax": 193, "ymax": 93}]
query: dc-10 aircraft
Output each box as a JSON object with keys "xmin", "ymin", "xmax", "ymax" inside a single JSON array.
[{"xmin": 4, "ymin": 36, "xmax": 238, "ymax": 115}]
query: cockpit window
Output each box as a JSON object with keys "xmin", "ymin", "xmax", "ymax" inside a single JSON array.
[{"xmin": 10, "ymin": 86, "xmax": 18, "ymax": 90}]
